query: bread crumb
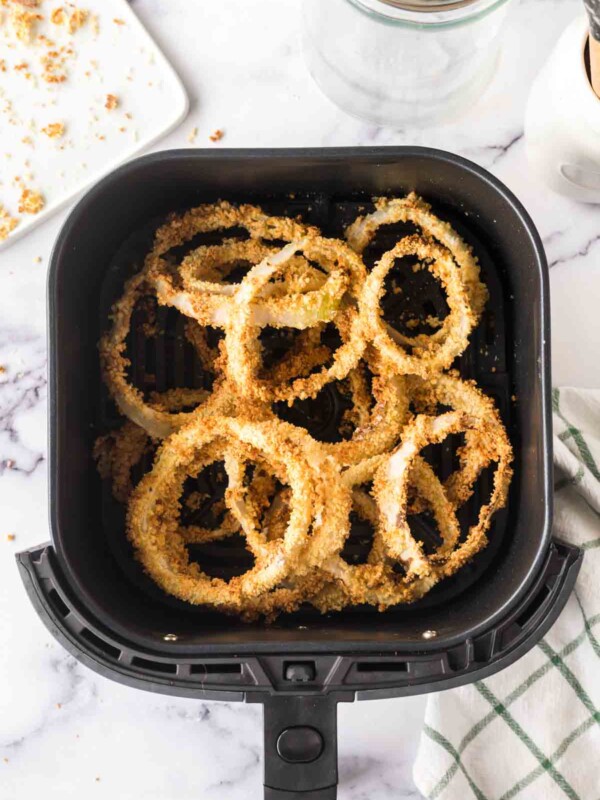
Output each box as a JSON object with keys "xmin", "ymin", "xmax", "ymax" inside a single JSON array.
[
  {"xmin": 10, "ymin": 6, "xmax": 43, "ymax": 43},
  {"xmin": 41, "ymin": 50, "xmax": 68, "ymax": 84},
  {"xmin": 113, "ymin": 17, "xmax": 125, "ymax": 25},
  {"xmin": 2, "ymin": 757, "xmax": 8, "ymax": 763},
  {"xmin": 56, "ymin": 703, "xmax": 62, "ymax": 709},
  {"xmin": 0, "ymin": 205, "xmax": 18, "ymax": 241},
  {"xmin": 34, "ymin": 255, "xmax": 42, "ymax": 263},
  {"xmin": 0, "ymin": 366, "xmax": 5, "ymax": 374},
  {"xmin": 105, "ymin": 93, "xmax": 119, "ymax": 111},
  {"xmin": 7, "ymin": 534, "xmax": 15, "ymax": 542},
  {"xmin": 41, "ymin": 121, "xmax": 65, "ymax": 138},
  {"xmin": 18, "ymin": 187, "xmax": 44, "ymax": 214},
  {"xmin": 0, "ymin": 60, "xmax": 6, "ymax": 73},
  {"xmin": 209, "ymin": 129, "xmax": 224, "ymax": 143},
  {"xmin": 50, "ymin": 7, "xmax": 66, "ymax": 25},
  {"xmin": 67, "ymin": 8, "xmax": 87, "ymax": 34},
  {"xmin": 187, "ymin": 126, "xmax": 197, "ymax": 144},
  {"xmin": 37, "ymin": 33, "xmax": 55, "ymax": 47}
]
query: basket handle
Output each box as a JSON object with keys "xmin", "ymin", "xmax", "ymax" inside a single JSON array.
[{"xmin": 262, "ymin": 695, "xmax": 339, "ymax": 799}]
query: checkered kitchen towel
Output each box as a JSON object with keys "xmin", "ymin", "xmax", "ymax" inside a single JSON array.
[{"xmin": 413, "ymin": 388, "xmax": 600, "ymax": 800}]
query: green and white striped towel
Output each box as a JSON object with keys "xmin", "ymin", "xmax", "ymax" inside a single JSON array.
[{"xmin": 413, "ymin": 387, "xmax": 600, "ymax": 800}]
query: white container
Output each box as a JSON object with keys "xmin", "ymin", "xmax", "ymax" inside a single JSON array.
[
  {"xmin": 525, "ymin": 15, "xmax": 600, "ymax": 204},
  {"xmin": 302, "ymin": 0, "xmax": 514, "ymax": 128}
]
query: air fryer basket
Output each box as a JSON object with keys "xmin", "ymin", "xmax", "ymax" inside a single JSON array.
[{"xmin": 18, "ymin": 148, "xmax": 581, "ymax": 799}]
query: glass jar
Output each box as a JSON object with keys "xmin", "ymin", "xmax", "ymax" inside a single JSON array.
[{"xmin": 302, "ymin": 0, "xmax": 514, "ymax": 127}]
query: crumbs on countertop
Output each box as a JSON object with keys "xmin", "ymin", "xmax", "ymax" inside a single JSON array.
[
  {"xmin": 6, "ymin": 534, "xmax": 16, "ymax": 542},
  {"xmin": 209, "ymin": 128, "xmax": 224, "ymax": 143},
  {"xmin": 187, "ymin": 126, "xmax": 197, "ymax": 144},
  {"xmin": 104, "ymin": 93, "xmax": 119, "ymax": 110}
]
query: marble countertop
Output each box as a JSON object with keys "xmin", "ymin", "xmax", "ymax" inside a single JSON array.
[{"xmin": 1, "ymin": 1, "xmax": 599, "ymax": 798}]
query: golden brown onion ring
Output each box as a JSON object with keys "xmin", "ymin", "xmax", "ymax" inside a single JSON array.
[
  {"xmin": 146, "ymin": 204, "xmax": 349, "ymax": 330},
  {"xmin": 373, "ymin": 411, "xmax": 476, "ymax": 579},
  {"xmin": 224, "ymin": 236, "xmax": 367, "ymax": 403},
  {"xmin": 346, "ymin": 192, "xmax": 488, "ymax": 321},
  {"xmin": 359, "ymin": 235, "xmax": 475, "ymax": 377},
  {"xmin": 406, "ymin": 371, "xmax": 513, "ymax": 513},
  {"xmin": 127, "ymin": 415, "xmax": 350, "ymax": 612},
  {"xmin": 308, "ymin": 455, "xmax": 461, "ymax": 612}
]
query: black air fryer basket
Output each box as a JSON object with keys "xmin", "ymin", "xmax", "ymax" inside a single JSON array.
[{"xmin": 18, "ymin": 148, "xmax": 582, "ymax": 799}]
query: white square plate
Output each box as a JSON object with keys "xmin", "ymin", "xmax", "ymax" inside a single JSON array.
[{"xmin": 0, "ymin": 0, "xmax": 188, "ymax": 250}]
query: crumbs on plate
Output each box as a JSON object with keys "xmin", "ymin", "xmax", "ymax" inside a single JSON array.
[
  {"xmin": 0, "ymin": 205, "xmax": 18, "ymax": 241},
  {"xmin": 105, "ymin": 93, "xmax": 119, "ymax": 111},
  {"xmin": 41, "ymin": 121, "xmax": 65, "ymax": 138},
  {"xmin": 18, "ymin": 186, "xmax": 44, "ymax": 214}
]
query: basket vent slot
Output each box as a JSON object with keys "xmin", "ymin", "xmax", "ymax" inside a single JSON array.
[
  {"xmin": 472, "ymin": 633, "xmax": 495, "ymax": 663},
  {"xmin": 48, "ymin": 588, "xmax": 70, "ymax": 618},
  {"xmin": 516, "ymin": 584, "xmax": 551, "ymax": 629},
  {"xmin": 131, "ymin": 656, "xmax": 177, "ymax": 674},
  {"xmin": 80, "ymin": 627, "xmax": 121, "ymax": 660},
  {"xmin": 190, "ymin": 662, "xmax": 242, "ymax": 675},
  {"xmin": 356, "ymin": 661, "xmax": 408, "ymax": 673}
]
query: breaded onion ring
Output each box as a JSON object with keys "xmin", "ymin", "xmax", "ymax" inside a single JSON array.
[
  {"xmin": 127, "ymin": 415, "xmax": 350, "ymax": 611},
  {"xmin": 359, "ymin": 235, "xmax": 476, "ymax": 376},
  {"xmin": 157, "ymin": 237, "xmax": 347, "ymax": 329},
  {"xmin": 373, "ymin": 411, "xmax": 476, "ymax": 578},
  {"xmin": 406, "ymin": 371, "xmax": 513, "ymax": 513},
  {"xmin": 346, "ymin": 192, "xmax": 488, "ymax": 320},
  {"xmin": 146, "ymin": 203, "xmax": 350, "ymax": 330},
  {"xmin": 224, "ymin": 237, "xmax": 367, "ymax": 403},
  {"xmin": 180, "ymin": 238, "xmax": 328, "ymax": 299},
  {"xmin": 99, "ymin": 268, "xmax": 229, "ymax": 438},
  {"xmin": 310, "ymin": 455, "xmax": 461, "ymax": 612},
  {"xmin": 93, "ymin": 387, "xmax": 210, "ymax": 501}
]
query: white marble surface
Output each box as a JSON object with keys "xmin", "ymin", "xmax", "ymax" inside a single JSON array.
[{"xmin": 1, "ymin": 1, "xmax": 599, "ymax": 798}]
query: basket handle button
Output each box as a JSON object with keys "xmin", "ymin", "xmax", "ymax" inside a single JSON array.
[{"xmin": 277, "ymin": 726, "xmax": 324, "ymax": 764}]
